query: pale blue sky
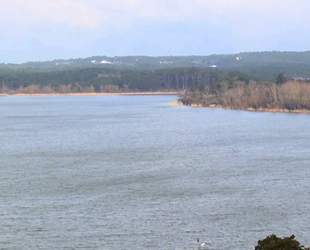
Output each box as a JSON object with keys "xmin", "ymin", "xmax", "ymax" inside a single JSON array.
[{"xmin": 0, "ymin": 0, "xmax": 309, "ymax": 63}]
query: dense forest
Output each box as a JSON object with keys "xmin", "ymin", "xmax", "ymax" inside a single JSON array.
[{"xmin": 0, "ymin": 67, "xmax": 242, "ymax": 94}]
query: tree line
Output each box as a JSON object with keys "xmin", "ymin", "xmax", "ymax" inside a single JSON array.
[{"xmin": 0, "ymin": 67, "xmax": 235, "ymax": 94}]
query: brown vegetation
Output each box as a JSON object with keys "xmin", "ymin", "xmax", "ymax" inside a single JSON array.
[
  {"xmin": 182, "ymin": 81, "xmax": 310, "ymax": 112},
  {"xmin": 0, "ymin": 83, "xmax": 180, "ymax": 96},
  {"xmin": 1, "ymin": 84, "xmax": 129, "ymax": 95}
]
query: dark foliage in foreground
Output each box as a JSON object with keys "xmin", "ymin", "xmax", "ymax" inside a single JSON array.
[{"xmin": 255, "ymin": 234, "xmax": 309, "ymax": 250}]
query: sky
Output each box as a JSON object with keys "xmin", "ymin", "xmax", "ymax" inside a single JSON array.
[{"xmin": 0, "ymin": 0, "xmax": 309, "ymax": 63}]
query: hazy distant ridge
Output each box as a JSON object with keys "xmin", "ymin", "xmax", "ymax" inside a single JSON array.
[{"xmin": 2, "ymin": 51, "xmax": 310, "ymax": 71}]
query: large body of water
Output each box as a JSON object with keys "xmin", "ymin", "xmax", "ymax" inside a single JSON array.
[{"xmin": 0, "ymin": 95, "xmax": 310, "ymax": 250}]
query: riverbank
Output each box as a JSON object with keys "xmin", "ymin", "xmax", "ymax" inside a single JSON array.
[
  {"xmin": 1, "ymin": 91, "xmax": 179, "ymax": 96},
  {"xmin": 213, "ymin": 105, "xmax": 310, "ymax": 114},
  {"xmin": 175, "ymin": 101, "xmax": 310, "ymax": 114}
]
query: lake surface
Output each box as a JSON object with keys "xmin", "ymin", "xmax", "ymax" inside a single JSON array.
[{"xmin": 1, "ymin": 95, "xmax": 310, "ymax": 250}]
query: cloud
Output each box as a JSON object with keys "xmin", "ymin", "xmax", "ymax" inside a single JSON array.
[{"xmin": 0, "ymin": 0, "xmax": 101, "ymax": 27}]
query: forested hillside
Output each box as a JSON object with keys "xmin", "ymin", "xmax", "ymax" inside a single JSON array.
[
  {"xmin": 1, "ymin": 51, "xmax": 310, "ymax": 82},
  {"xmin": 3, "ymin": 51, "xmax": 310, "ymax": 69},
  {"xmin": 0, "ymin": 51, "xmax": 310, "ymax": 69}
]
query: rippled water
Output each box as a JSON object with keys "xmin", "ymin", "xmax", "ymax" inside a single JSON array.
[{"xmin": 1, "ymin": 95, "xmax": 310, "ymax": 250}]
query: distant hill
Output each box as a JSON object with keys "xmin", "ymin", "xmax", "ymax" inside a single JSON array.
[
  {"xmin": 2, "ymin": 51, "xmax": 310, "ymax": 71},
  {"xmin": 1, "ymin": 51, "xmax": 310, "ymax": 87}
]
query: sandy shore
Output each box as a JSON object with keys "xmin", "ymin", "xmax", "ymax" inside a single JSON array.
[
  {"xmin": 168, "ymin": 100, "xmax": 183, "ymax": 106},
  {"xmin": 169, "ymin": 100, "xmax": 204, "ymax": 107},
  {"xmin": 2, "ymin": 92, "xmax": 178, "ymax": 97}
]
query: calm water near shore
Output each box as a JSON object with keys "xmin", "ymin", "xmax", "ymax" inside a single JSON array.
[{"xmin": 1, "ymin": 95, "xmax": 310, "ymax": 250}]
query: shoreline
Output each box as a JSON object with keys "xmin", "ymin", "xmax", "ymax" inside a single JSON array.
[
  {"xmin": 3, "ymin": 94, "xmax": 308, "ymax": 114},
  {"xmin": 171, "ymin": 100, "xmax": 310, "ymax": 114},
  {"xmin": 168, "ymin": 100, "xmax": 184, "ymax": 106},
  {"xmin": 212, "ymin": 105, "xmax": 310, "ymax": 114},
  {"xmin": 0, "ymin": 92, "xmax": 179, "ymax": 97}
]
